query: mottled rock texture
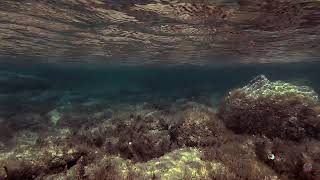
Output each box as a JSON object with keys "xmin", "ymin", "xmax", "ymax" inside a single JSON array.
[{"xmin": 218, "ymin": 75, "xmax": 320, "ymax": 141}]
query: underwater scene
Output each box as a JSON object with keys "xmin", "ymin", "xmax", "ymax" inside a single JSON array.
[{"xmin": 0, "ymin": 0, "xmax": 320, "ymax": 180}]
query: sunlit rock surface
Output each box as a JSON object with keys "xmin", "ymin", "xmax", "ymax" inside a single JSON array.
[
  {"xmin": 0, "ymin": 0, "xmax": 319, "ymax": 64},
  {"xmin": 218, "ymin": 75, "xmax": 320, "ymax": 141}
]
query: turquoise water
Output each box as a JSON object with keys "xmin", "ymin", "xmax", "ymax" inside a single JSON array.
[{"xmin": 1, "ymin": 62, "xmax": 319, "ymax": 114}]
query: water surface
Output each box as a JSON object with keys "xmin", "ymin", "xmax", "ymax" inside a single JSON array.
[{"xmin": 0, "ymin": 0, "xmax": 319, "ymax": 64}]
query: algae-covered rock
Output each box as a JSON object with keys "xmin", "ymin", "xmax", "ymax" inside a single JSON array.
[
  {"xmin": 74, "ymin": 103, "xmax": 229, "ymax": 163},
  {"xmin": 0, "ymin": 135, "xmax": 82, "ymax": 180},
  {"xmin": 241, "ymin": 75, "xmax": 318, "ymax": 101},
  {"xmin": 133, "ymin": 148, "xmax": 227, "ymax": 179},
  {"xmin": 71, "ymin": 109, "xmax": 173, "ymax": 162},
  {"xmin": 203, "ymin": 137, "xmax": 280, "ymax": 180},
  {"xmin": 175, "ymin": 107, "xmax": 227, "ymax": 147},
  {"xmin": 83, "ymin": 155, "xmax": 132, "ymax": 180},
  {"xmin": 218, "ymin": 75, "xmax": 320, "ymax": 141},
  {"xmin": 84, "ymin": 148, "xmax": 228, "ymax": 180},
  {"xmin": 113, "ymin": 110, "xmax": 173, "ymax": 162}
]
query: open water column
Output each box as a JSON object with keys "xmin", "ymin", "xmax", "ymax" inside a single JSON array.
[{"xmin": 0, "ymin": 0, "xmax": 320, "ymax": 179}]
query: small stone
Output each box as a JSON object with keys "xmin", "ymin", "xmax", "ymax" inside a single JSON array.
[
  {"xmin": 267, "ymin": 153, "xmax": 275, "ymax": 160},
  {"xmin": 303, "ymin": 163, "xmax": 313, "ymax": 173}
]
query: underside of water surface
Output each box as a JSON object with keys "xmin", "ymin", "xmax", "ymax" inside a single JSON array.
[{"xmin": 0, "ymin": 0, "xmax": 320, "ymax": 180}]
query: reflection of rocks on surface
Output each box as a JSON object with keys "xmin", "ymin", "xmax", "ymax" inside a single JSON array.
[{"xmin": 0, "ymin": 0, "xmax": 319, "ymax": 64}]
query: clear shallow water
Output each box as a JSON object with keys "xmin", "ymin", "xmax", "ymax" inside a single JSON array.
[
  {"xmin": 1, "ymin": 0, "xmax": 320, "ymax": 179},
  {"xmin": 1, "ymin": 61, "xmax": 320, "ymax": 115},
  {"xmin": 0, "ymin": 61, "xmax": 320, "ymax": 179}
]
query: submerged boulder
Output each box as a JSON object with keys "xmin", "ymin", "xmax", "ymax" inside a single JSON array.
[
  {"xmin": 74, "ymin": 102, "xmax": 229, "ymax": 163},
  {"xmin": 84, "ymin": 148, "xmax": 228, "ymax": 180},
  {"xmin": 0, "ymin": 135, "xmax": 83, "ymax": 180},
  {"xmin": 75, "ymin": 109, "xmax": 174, "ymax": 162},
  {"xmin": 133, "ymin": 148, "xmax": 227, "ymax": 179},
  {"xmin": 218, "ymin": 75, "xmax": 320, "ymax": 141},
  {"xmin": 175, "ymin": 107, "xmax": 227, "ymax": 147}
]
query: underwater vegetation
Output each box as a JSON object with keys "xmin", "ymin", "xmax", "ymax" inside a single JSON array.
[
  {"xmin": 0, "ymin": 0, "xmax": 320, "ymax": 179},
  {"xmin": 218, "ymin": 75, "xmax": 320, "ymax": 141},
  {"xmin": 0, "ymin": 75, "xmax": 320, "ymax": 180}
]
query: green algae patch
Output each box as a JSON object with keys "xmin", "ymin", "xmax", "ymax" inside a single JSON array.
[
  {"xmin": 132, "ymin": 148, "xmax": 226, "ymax": 179},
  {"xmin": 0, "ymin": 152, "xmax": 14, "ymax": 162},
  {"xmin": 0, "ymin": 135, "xmax": 82, "ymax": 179},
  {"xmin": 85, "ymin": 148, "xmax": 228, "ymax": 179},
  {"xmin": 47, "ymin": 109, "xmax": 62, "ymax": 126},
  {"xmin": 240, "ymin": 75, "xmax": 319, "ymax": 102}
]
